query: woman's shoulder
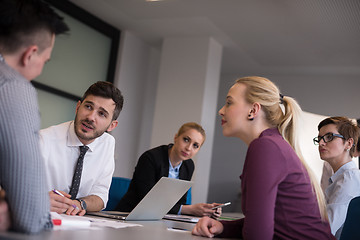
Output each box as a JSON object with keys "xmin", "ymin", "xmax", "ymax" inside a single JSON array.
[
  {"xmin": 338, "ymin": 167, "xmax": 360, "ymax": 183},
  {"xmin": 249, "ymin": 133, "xmax": 282, "ymax": 153},
  {"xmin": 183, "ymin": 158, "xmax": 195, "ymax": 168},
  {"xmin": 248, "ymin": 130, "xmax": 297, "ymax": 165},
  {"xmin": 139, "ymin": 144, "xmax": 170, "ymax": 163},
  {"xmin": 145, "ymin": 144, "xmax": 170, "ymax": 155}
]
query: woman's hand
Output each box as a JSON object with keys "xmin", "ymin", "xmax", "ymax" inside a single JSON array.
[
  {"xmin": 182, "ymin": 202, "xmax": 224, "ymax": 217},
  {"xmin": 192, "ymin": 216, "xmax": 224, "ymax": 238},
  {"xmin": 211, "ymin": 204, "xmax": 222, "ymax": 220},
  {"xmin": 182, "ymin": 203, "xmax": 221, "ymax": 217}
]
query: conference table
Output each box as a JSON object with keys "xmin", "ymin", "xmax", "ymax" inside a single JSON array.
[{"xmin": 0, "ymin": 215, "xmax": 240, "ymax": 240}]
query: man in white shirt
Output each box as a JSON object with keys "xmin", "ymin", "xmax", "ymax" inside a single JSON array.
[{"xmin": 39, "ymin": 81, "xmax": 123, "ymax": 216}]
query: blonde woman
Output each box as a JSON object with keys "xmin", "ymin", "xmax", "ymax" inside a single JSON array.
[
  {"xmin": 116, "ymin": 122, "xmax": 221, "ymax": 217},
  {"xmin": 192, "ymin": 76, "xmax": 334, "ymax": 239}
]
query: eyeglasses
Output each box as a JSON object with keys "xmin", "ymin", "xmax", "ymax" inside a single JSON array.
[{"xmin": 313, "ymin": 132, "xmax": 345, "ymax": 145}]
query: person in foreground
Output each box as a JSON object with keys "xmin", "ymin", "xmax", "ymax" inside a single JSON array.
[
  {"xmin": 116, "ymin": 122, "xmax": 222, "ymax": 217},
  {"xmin": 0, "ymin": 0, "xmax": 68, "ymax": 233},
  {"xmin": 40, "ymin": 81, "xmax": 123, "ymax": 216},
  {"xmin": 314, "ymin": 116, "xmax": 360, "ymax": 239},
  {"xmin": 192, "ymin": 76, "xmax": 335, "ymax": 239}
]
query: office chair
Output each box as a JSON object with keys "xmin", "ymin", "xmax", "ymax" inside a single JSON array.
[
  {"xmin": 186, "ymin": 187, "xmax": 192, "ymax": 205},
  {"xmin": 104, "ymin": 177, "xmax": 192, "ymax": 211},
  {"xmin": 340, "ymin": 196, "xmax": 360, "ymax": 240},
  {"xmin": 104, "ymin": 177, "xmax": 131, "ymax": 211}
]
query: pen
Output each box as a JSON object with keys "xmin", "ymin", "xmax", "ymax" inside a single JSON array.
[
  {"xmin": 211, "ymin": 202, "xmax": 231, "ymax": 210},
  {"xmin": 53, "ymin": 189, "xmax": 65, "ymax": 197},
  {"xmin": 167, "ymin": 227, "xmax": 189, "ymax": 232},
  {"xmin": 52, "ymin": 189, "xmax": 79, "ymax": 210}
]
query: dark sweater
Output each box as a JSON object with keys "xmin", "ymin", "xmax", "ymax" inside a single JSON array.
[{"xmin": 219, "ymin": 128, "xmax": 335, "ymax": 240}]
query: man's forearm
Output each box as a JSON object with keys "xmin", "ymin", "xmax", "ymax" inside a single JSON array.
[{"xmin": 81, "ymin": 195, "xmax": 104, "ymax": 212}]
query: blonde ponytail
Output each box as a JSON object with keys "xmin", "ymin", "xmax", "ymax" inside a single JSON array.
[
  {"xmin": 236, "ymin": 76, "xmax": 328, "ymax": 222},
  {"xmin": 279, "ymin": 96, "xmax": 328, "ymax": 222}
]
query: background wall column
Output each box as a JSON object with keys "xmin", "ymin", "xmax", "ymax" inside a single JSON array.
[{"xmin": 151, "ymin": 37, "xmax": 222, "ymax": 203}]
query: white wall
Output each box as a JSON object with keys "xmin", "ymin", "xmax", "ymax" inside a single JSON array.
[
  {"xmin": 111, "ymin": 31, "xmax": 160, "ymax": 178},
  {"xmin": 150, "ymin": 37, "xmax": 222, "ymax": 204}
]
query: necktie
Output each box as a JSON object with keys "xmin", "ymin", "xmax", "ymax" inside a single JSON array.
[{"xmin": 69, "ymin": 146, "xmax": 89, "ymax": 200}]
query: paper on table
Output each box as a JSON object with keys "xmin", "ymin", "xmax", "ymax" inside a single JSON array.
[
  {"xmin": 51, "ymin": 212, "xmax": 142, "ymax": 230},
  {"xmin": 82, "ymin": 215, "xmax": 142, "ymax": 229},
  {"xmin": 51, "ymin": 212, "xmax": 93, "ymax": 230}
]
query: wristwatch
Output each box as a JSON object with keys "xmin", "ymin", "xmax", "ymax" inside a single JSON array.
[{"xmin": 76, "ymin": 198, "xmax": 87, "ymax": 210}]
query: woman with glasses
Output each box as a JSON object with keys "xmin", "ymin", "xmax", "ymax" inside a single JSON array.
[
  {"xmin": 314, "ymin": 116, "xmax": 360, "ymax": 239},
  {"xmin": 192, "ymin": 76, "xmax": 334, "ymax": 239},
  {"xmin": 320, "ymin": 134, "xmax": 360, "ymax": 192}
]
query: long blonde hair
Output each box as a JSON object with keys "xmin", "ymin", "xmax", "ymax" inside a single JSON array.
[{"xmin": 236, "ymin": 76, "xmax": 328, "ymax": 221}]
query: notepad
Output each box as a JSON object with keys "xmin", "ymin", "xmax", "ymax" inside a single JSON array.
[{"xmin": 51, "ymin": 212, "xmax": 91, "ymax": 229}]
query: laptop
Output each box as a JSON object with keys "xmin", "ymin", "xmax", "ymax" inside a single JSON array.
[{"xmin": 87, "ymin": 177, "xmax": 192, "ymax": 221}]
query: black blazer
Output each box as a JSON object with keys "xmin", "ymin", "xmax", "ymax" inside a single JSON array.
[{"xmin": 115, "ymin": 144, "xmax": 194, "ymax": 214}]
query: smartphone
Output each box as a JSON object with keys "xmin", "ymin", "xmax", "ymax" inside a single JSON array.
[{"xmin": 211, "ymin": 202, "xmax": 231, "ymax": 210}]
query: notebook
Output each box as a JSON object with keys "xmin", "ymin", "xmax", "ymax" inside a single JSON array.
[{"xmin": 86, "ymin": 177, "xmax": 193, "ymax": 221}]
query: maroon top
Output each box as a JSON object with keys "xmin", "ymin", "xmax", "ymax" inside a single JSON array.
[{"xmin": 219, "ymin": 128, "xmax": 335, "ymax": 240}]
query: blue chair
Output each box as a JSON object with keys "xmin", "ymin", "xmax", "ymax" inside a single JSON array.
[
  {"xmin": 104, "ymin": 177, "xmax": 192, "ymax": 211},
  {"xmin": 186, "ymin": 187, "xmax": 192, "ymax": 205},
  {"xmin": 104, "ymin": 177, "xmax": 131, "ymax": 211},
  {"xmin": 340, "ymin": 196, "xmax": 360, "ymax": 240}
]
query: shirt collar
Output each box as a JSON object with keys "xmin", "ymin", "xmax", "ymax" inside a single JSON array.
[
  {"xmin": 169, "ymin": 159, "xmax": 182, "ymax": 171},
  {"xmin": 67, "ymin": 121, "xmax": 96, "ymax": 152},
  {"xmin": 329, "ymin": 161, "xmax": 357, "ymax": 183},
  {"xmin": 259, "ymin": 128, "xmax": 280, "ymax": 138}
]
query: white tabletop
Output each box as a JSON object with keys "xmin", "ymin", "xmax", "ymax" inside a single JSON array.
[{"xmin": 0, "ymin": 217, "xmax": 237, "ymax": 240}]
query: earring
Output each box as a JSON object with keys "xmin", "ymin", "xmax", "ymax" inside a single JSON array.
[
  {"xmin": 347, "ymin": 148, "xmax": 350, "ymax": 152},
  {"xmin": 248, "ymin": 114, "xmax": 254, "ymax": 121}
]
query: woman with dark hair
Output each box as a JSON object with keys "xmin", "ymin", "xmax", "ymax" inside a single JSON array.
[{"xmin": 314, "ymin": 116, "xmax": 360, "ymax": 239}]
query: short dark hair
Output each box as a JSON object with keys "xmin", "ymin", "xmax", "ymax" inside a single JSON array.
[
  {"xmin": 318, "ymin": 116, "xmax": 360, "ymax": 157},
  {"xmin": 0, "ymin": 0, "xmax": 69, "ymax": 54},
  {"xmin": 81, "ymin": 81, "xmax": 124, "ymax": 121}
]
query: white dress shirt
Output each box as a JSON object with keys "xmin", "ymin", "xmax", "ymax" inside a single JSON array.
[
  {"xmin": 39, "ymin": 121, "xmax": 115, "ymax": 207},
  {"xmin": 325, "ymin": 161, "xmax": 360, "ymax": 239}
]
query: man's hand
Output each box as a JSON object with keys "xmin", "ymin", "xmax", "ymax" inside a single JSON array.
[
  {"xmin": 192, "ymin": 216, "xmax": 224, "ymax": 238},
  {"xmin": 0, "ymin": 189, "xmax": 11, "ymax": 232},
  {"xmin": 65, "ymin": 199, "xmax": 86, "ymax": 216},
  {"xmin": 49, "ymin": 190, "xmax": 85, "ymax": 216}
]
